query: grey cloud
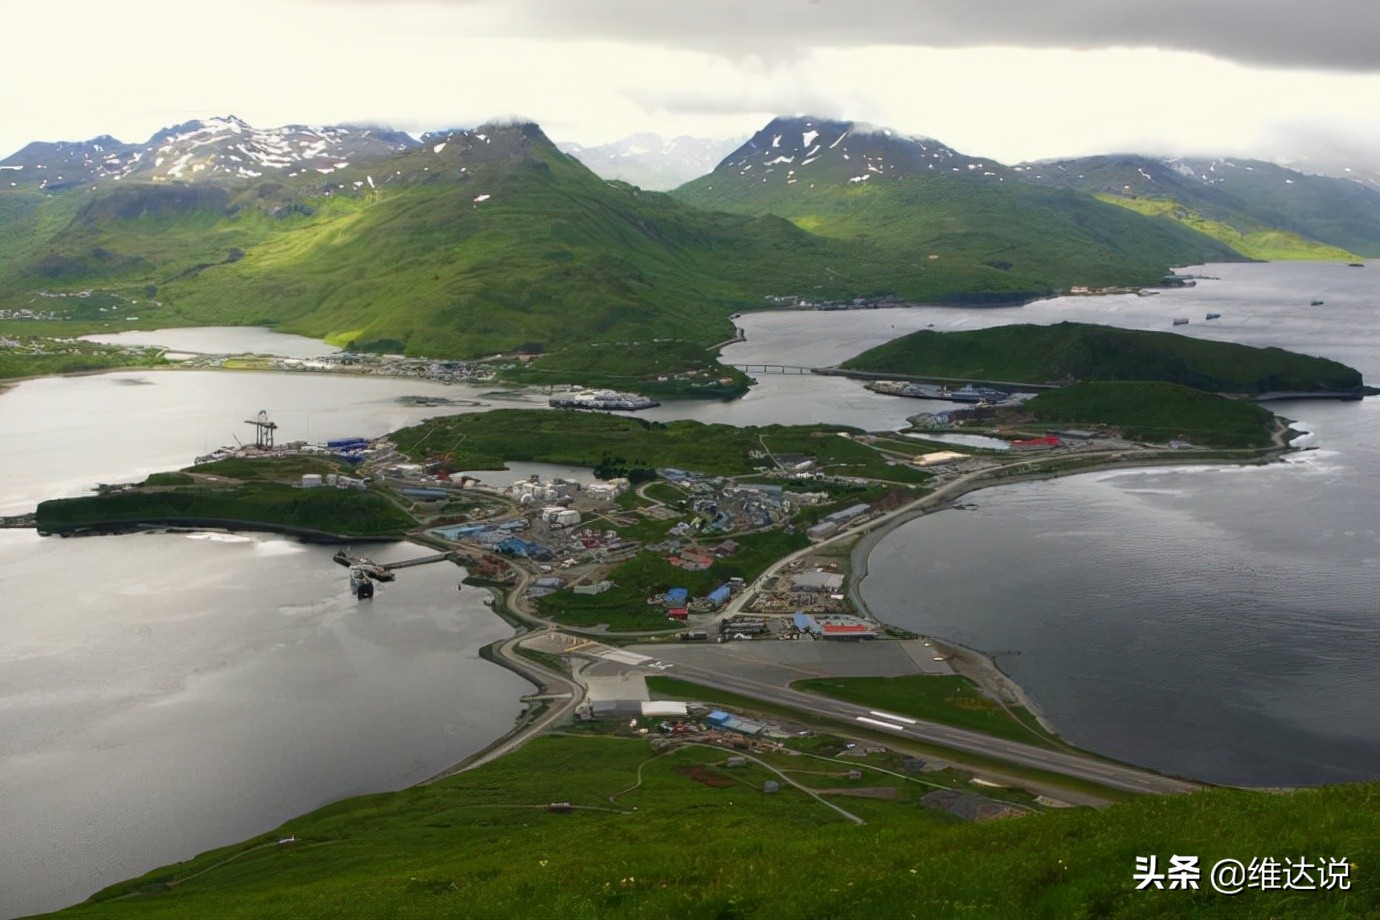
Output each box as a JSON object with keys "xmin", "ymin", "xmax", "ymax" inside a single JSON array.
[
  {"xmin": 418, "ymin": 0, "xmax": 1380, "ymax": 73},
  {"xmin": 622, "ymin": 86, "xmax": 853, "ymax": 121}
]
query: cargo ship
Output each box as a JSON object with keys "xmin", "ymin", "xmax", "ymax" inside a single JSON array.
[
  {"xmin": 1172, "ymin": 317, "xmax": 1189, "ymax": 326},
  {"xmin": 1205, "ymin": 312, "xmax": 1222, "ymax": 320},
  {"xmin": 548, "ymin": 388, "xmax": 659, "ymax": 411}
]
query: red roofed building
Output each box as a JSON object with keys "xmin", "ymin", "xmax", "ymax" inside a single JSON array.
[
  {"xmin": 821, "ymin": 623, "xmax": 875, "ymax": 638},
  {"xmin": 1009, "ymin": 435, "xmax": 1061, "ymax": 450},
  {"xmin": 667, "ymin": 607, "xmax": 689, "ymax": 620}
]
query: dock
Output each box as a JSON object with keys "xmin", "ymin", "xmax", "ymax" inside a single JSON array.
[
  {"xmin": 332, "ymin": 548, "xmax": 455, "ymax": 580},
  {"xmin": 382, "ymin": 552, "xmax": 456, "ymax": 570}
]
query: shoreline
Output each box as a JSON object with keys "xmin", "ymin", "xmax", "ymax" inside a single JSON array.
[{"xmin": 844, "ymin": 450, "xmax": 1289, "ymax": 738}]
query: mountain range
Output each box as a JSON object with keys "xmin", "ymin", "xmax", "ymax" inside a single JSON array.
[
  {"xmin": 672, "ymin": 116, "xmax": 1241, "ymax": 290},
  {"xmin": 2, "ymin": 114, "xmax": 1375, "ymax": 391},
  {"xmin": 0, "ymin": 116, "xmax": 418, "ymax": 189}
]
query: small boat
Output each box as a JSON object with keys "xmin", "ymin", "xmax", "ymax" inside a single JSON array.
[
  {"xmin": 1310, "ymin": 299, "xmax": 1325, "ymax": 306},
  {"xmin": 1172, "ymin": 317, "xmax": 1189, "ymax": 326},
  {"xmin": 1347, "ymin": 262, "xmax": 1364, "ymax": 268},
  {"xmin": 1205, "ymin": 312, "xmax": 1221, "ymax": 320},
  {"xmin": 350, "ymin": 567, "xmax": 374, "ymax": 600}
]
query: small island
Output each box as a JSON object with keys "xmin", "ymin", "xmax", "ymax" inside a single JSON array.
[{"xmin": 839, "ymin": 321, "xmax": 1368, "ymax": 397}]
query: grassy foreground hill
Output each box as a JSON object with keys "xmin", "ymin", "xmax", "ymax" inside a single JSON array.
[
  {"xmin": 841, "ymin": 322, "xmax": 1364, "ymax": 394},
  {"xmin": 53, "ymin": 734, "xmax": 1379, "ymax": 919}
]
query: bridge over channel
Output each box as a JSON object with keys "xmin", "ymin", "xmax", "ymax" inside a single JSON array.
[{"xmin": 724, "ymin": 363, "xmax": 818, "ymax": 375}]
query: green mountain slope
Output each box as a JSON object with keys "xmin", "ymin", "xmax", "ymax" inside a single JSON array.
[
  {"xmin": 674, "ymin": 117, "xmax": 1241, "ymax": 293},
  {"xmin": 53, "ymin": 735, "xmax": 1380, "ymax": 920},
  {"xmin": 841, "ymin": 322, "xmax": 1364, "ymax": 394},
  {"xmin": 0, "ymin": 121, "xmax": 1059, "ymax": 382},
  {"xmin": 1016, "ymin": 154, "xmax": 1380, "ymax": 258},
  {"xmin": 1094, "ymin": 195, "xmax": 1358, "ymax": 261}
]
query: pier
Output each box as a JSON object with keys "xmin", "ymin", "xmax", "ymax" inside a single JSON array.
[
  {"xmin": 382, "ymin": 552, "xmax": 456, "ymax": 570},
  {"xmin": 332, "ymin": 548, "xmax": 455, "ymax": 580}
]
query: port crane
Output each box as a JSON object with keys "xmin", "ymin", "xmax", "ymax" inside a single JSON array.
[{"xmin": 244, "ymin": 410, "xmax": 278, "ymax": 450}]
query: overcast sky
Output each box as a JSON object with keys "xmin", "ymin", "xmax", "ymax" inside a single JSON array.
[{"xmin": 3, "ymin": 0, "xmax": 1378, "ymax": 168}]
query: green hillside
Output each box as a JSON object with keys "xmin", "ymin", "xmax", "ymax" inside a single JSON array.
[
  {"xmin": 0, "ymin": 125, "xmax": 915, "ymax": 382},
  {"xmin": 1025, "ymin": 381, "xmax": 1278, "ymax": 448},
  {"xmin": 3, "ymin": 122, "xmax": 1106, "ymax": 389},
  {"xmin": 841, "ymin": 322, "xmax": 1364, "ymax": 394},
  {"xmin": 677, "ymin": 174, "xmax": 1237, "ymax": 293},
  {"xmin": 1096, "ymin": 195, "xmax": 1358, "ymax": 261},
  {"xmin": 673, "ymin": 118, "xmax": 1240, "ymax": 293},
  {"xmin": 53, "ymin": 734, "xmax": 1379, "ymax": 919},
  {"xmin": 1017, "ymin": 155, "xmax": 1380, "ymax": 258},
  {"xmin": 35, "ymin": 481, "xmax": 415, "ymax": 538}
]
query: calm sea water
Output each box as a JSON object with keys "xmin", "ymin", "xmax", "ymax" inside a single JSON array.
[
  {"xmin": 80, "ymin": 326, "xmax": 342, "ymax": 357},
  {"xmin": 0, "ymin": 532, "xmax": 526, "ymax": 918},
  {"xmin": 859, "ymin": 261, "xmax": 1380, "ymax": 786},
  {"xmin": 0, "ymin": 371, "xmax": 532, "ymax": 516},
  {"xmin": 0, "ymin": 371, "xmax": 532, "ymax": 917}
]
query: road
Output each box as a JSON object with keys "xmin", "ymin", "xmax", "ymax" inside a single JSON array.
[
  {"xmin": 429, "ymin": 629, "xmax": 585, "ymax": 780},
  {"xmin": 662, "ymin": 658, "xmax": 1199, "ymax": 797}
]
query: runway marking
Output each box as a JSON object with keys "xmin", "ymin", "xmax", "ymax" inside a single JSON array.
[
  {"xmin": 598, "ymin": 649, "xmax": 653, "ymax": 666},
  {"xmin": 855, "ymin": 716, "xmax": 906, "ymax": 732},
  {"xmin": 869, "ymin": 710, "xmax": 917, "ymax": 725}
]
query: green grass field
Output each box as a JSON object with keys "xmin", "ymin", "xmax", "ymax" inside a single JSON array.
[
  {"xmin": 52, "ymin": 733, "xmax": 1380, "ymax": 919},
  {"xmin": 794, "ymin": 675, "xmax": 1061, "ymax": 747}
]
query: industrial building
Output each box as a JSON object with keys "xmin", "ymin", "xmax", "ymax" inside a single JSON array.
[
  {"xmin": 705, "ymin": 710, "xmax": 768, "ymax": 736},
  {"xmin": 791, "ymin": 571, "xmax": 844, "ymax": 592},
  {"xmin": 583, "ymin": 674, "xmax": 650, "ymax": 715},
  {"xmin": 792, "ymin": 612, "xmax": 877, "ymax": 640}
]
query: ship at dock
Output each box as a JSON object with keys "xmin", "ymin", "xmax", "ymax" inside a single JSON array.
[
  {"xmin": 349, "ymin": 567, "xmax": 374, "ymax": 600},
  {"xmin": 865, "ymin": 380, "xmax": 1016, "ymax": 405}
]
